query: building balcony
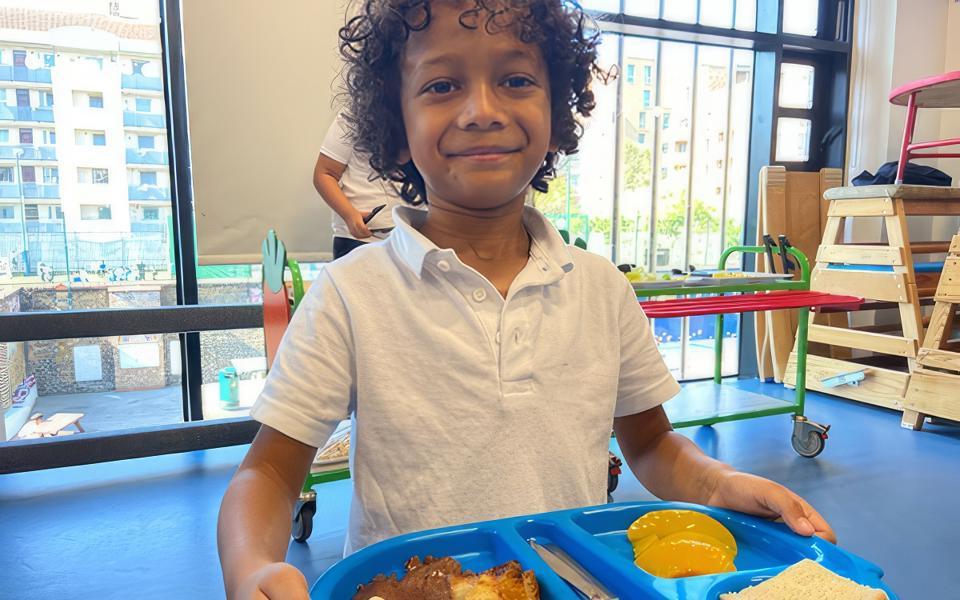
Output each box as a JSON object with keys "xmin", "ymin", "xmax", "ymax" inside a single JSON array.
[
  {"xmin": 0, "ymin": 182, "xmax": 60, "ymax": 199},
  {"xmin": 0, "ymin": 106, "xmax": 55, "ymax": 123},
  {"xmin": 126, "ymin": 148, "xmax": 168, "ymax": 165},
  {"xmin": 0, "ymin": 145, "xmax": 57, "ymax": 161},
  {"xmin": 128, "ymin": 184, "xmax": 171, "ymax": 200},
  {"xmin": 121, "ymin": 73, "xmax": 163, "ymax": 91},
  {"xmin": 0, "ymin": 65, "xmax": 52, "ymax": 84},
  {"xmin": 123, "ymin": 111, "xmax": 166, "ymax": 129}
]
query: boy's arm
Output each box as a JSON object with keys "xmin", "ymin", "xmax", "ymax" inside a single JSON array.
[
  {"xmin": 313, "ymin": 152, "xmax": 372, "ymax": 239},
  {"xmin": 613, "ymin": 406, "xmax": 836, "ymax": 543},
  {"xmin": 218, "ymin": 425, "xmax": 317, "ymax": 600}
]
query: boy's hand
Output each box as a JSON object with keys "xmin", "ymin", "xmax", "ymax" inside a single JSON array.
[
  {"xmin": 705, "ymin": 469, "xmax": 837, "ymax": 544},
  {"xmin": 347, "ymin": 211, "xmax": 373, "ymax": 239},
  {"xmin": 234, "ymin": 562, "xmax": 310, "ymax": 600}
]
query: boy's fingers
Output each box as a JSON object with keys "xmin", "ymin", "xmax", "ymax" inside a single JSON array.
[
  {"xmin": 254, "ymin": 563, "xmax": 311, "ymax": 600},
  {"xmin": 800, "ymin": 501, "xmax": 837, "ymax": 544},
  {"xmin": 259, "ymin": 575, "xmax": 310, "ymax": 600},
  {"xmin": 767, "ymin": 491, "xmax": 837, "ymax": 543}
]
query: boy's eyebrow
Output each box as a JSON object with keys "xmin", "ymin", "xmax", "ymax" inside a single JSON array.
[{"xmin": 411, "ymin": 47, "xmax": 541, "ymax": 75}]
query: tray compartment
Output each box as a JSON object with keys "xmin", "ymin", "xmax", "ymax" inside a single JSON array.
[{"xmin": 309, "ymin": 523, "xmax": 580, "ymax": 599}]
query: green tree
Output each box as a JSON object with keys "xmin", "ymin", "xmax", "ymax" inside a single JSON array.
[
  {"xmin": 656, "ymin": 192, "xmax": 686, "ymax": 239},
  {"xmin": 623, "ymin": 141, "xmax": 652, "ymax": 193},
  {"xmin": 531, "ymin": 173, "xmax": 576, "ymax": 217},
  {"xmin": 724, "ymin": 219, "xmax": 743, "ymax": 249}
]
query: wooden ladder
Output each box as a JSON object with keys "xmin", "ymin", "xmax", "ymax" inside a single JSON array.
[
  {"xmin": 902, "ymin": 234, "xmax": 960, "ymax": 429},
  {"xmin": 784, "ymin": 184, "xmax": 960, "ymax": 412}
]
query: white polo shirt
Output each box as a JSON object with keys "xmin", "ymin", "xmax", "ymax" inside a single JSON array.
[{"xmin": 249, "ymin": 205, "xmax": 680, "ymax": 554}]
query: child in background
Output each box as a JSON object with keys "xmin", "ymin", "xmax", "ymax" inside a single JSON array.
[
  {"xmin": 313, "ymin": 111, "xmax": 406, "ymax": 259},
  {"xmin": 218, "ymin": 2, "xmax": 835, "ymax": 598}
]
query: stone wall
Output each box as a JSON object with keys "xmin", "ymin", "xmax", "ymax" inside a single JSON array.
[
  {"xmin": 1, "ymin": 341, "xmax": 26, "ymax": 405},
  {"xmin": 9, "ymin": 281, "xmax": 266, "ymax": 396},
  {"xmin": 200, "ymin": 328, "xmax": 266, "ymax": 383},
  {"xmin": 28, "ymin": 338, "xmax": 116, "ymax": 395},
  {"xmin": 18, "ymin": 285, "xmax": 110, "ymax": 312}
]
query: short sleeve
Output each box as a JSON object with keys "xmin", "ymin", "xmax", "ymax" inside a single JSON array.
[
  {"xmin": 614, "ymin": 278, "xmax": 681, "ymax": 417},
  {"xmin": 318, "ymin": 111, "xmax": 353, "ymax": 165},
  {"xmin": 249, "ymin": 270, "xmax": 354, "ymax": 448}
]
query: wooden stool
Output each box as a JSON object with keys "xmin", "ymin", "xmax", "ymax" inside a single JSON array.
[
  {"xmin": 890, "ymin": 70, "xmax": 960, "ymax": 184},
  {"xmin": 784, "ymin": 184, "xmax": 960, "ymax": 412},
  {"xmin": 902, "ymin": 235, "xmax": 960, "ymax": 429}
]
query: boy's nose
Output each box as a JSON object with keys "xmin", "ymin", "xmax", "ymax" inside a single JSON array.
[{"xmin": 459, "ymin": 84, "xmax": 506, "ymax": 130}]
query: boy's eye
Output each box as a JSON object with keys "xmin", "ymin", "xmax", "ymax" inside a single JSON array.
[
  {"xmin": 425, "ymin": 81, "xmax": 456, "ymax": 95},
  {"xmin": 504, "ymin": 76, "xmax": 535, "ymax": 89}
]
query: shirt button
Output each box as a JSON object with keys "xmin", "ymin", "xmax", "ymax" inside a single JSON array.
[
  {"xmin": 495, "ymin": 331, "xmax": 501, "ymax": 344},
  {"xmin": 514, "ymin": 330, "xmax": 522, "ymax": 343},
  {"xmin": 437, "ymin": 260, "xmax": 451, "ymax": 272},
  {"xmin": 472, "ymin": 288, "xmax": 487, "ymax": 302}
]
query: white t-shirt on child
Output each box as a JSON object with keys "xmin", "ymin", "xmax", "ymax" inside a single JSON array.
[
  {"xmin": 249, "ymin": 205, "xmax": 680, "ymax": 555},
  {"xmin": 319, "ymin": 112, "xmax": 404, "ymax": 241}
]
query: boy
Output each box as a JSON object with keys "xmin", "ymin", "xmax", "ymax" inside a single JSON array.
[{"xmin": 218, "ymin": 2, "xmax": 834, "ymax": 599}]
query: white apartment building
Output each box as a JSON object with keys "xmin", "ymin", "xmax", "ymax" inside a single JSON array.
[{"xmin": 0, "ymin": 2, "xmax": 170, "ymax": 274}]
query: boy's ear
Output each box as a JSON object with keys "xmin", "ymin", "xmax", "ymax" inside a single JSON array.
[{"xmin": 396, "ymin": 147, "xmax": 412, "ymax": 164}]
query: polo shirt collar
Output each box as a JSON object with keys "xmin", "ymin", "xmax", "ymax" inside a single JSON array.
[{"xmin": 390, "ymin": 204, "xmax": 575, "ymax": 279}]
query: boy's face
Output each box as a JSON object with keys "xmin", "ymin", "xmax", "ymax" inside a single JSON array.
[{"xmin": 399, "ymin": 2, "xmax": 552, "ymax": 212}]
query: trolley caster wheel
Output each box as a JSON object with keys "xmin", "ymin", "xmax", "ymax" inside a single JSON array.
[
  {"xmin": 292, "ymin": 498, "xmax": 316, "ymax": 543},
  {"xmin": 791, "ymin": 416, "xmax": 830, "ymax": 458},
  {"xmin": 607, "ymin": 453, "xmax": 622, "ymax": 502}
]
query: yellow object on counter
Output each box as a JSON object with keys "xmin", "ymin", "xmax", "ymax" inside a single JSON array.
[{"xmin": 627, "ymin": 510, "xmax": 738, "ymax": 578}]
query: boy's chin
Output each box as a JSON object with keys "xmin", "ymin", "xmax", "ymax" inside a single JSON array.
[{"xmin": 435, "ymin": 190, "xmax": 529, "ymax": 213}]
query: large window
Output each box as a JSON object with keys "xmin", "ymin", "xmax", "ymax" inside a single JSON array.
[
  {"xmin": 532, "ymin": 31, "xmax": 754, "ymax": 379},
  {"xmin": 0, "ymin": 0, "xmax": 854, "ymax": 467},
  {"xmin": 535, "ymin": 0, "xmax": 851, "ymax": 380},
  {"xmin": 0, "ymin": 1, "xmax": 180, "ymax": 447}
]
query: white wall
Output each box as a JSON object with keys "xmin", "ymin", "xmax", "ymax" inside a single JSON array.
[{"xmin": 846, "ymin": 0, "xmax": 960, "ymax": 243}]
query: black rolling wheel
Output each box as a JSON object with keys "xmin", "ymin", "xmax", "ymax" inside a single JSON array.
[
  {"xmin": 292, "ymin": 499, "xmax": 316, "ymax": 543},
  {"xmin": 792, "ymin": 430, "xmax": 826, "ymax": 458}
]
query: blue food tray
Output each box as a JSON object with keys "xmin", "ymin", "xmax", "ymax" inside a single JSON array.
[{"xmin": 311, "ymin": 501, "xmax": 896, "ymax": 600}]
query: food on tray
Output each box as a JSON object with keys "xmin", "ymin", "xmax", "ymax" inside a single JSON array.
[
  {"xmin": 625, "ymin": 267, "xmax": 686, "ymax": 284},
  {"xmin": 719, "ymin": 558, "xmax": 889, "ymax": 599},
  {"xmin": 315, "ymin": 421, "xmax": 350, "ymax": 464},
  {"xmin": 354, "ymin": 555, "xmax": 540, "ymax": 600},
  {"xmin": 627, "ymin": 510, "xmax": 738, "ymax": 578},
  {"xmin": 711, "ymin": 271, "xmax": 750, "ymax": 278}
]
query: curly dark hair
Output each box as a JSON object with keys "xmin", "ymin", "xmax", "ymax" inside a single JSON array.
[{"xmin": 338, "ymin": 0, "xmax": 604, "ymax": 205}]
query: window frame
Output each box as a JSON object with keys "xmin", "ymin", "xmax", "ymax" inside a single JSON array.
[{"xmin": 0, "ymin": 0, "xmax": 856, "ymax": 473}]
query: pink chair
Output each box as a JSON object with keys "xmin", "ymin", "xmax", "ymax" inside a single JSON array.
[{"xmin": 889, "ymin": 70, "xmax": 960, "ymax": 184}]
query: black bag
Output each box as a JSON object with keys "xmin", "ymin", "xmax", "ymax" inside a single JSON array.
[{"xmin": 852, "ymin": 161, "xmax": 952, "ymax": 186}]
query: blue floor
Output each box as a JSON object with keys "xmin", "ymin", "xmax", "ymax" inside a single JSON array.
[{"xmin": 1, "ymin": 380, "xmax": 958, "ymax": 600}]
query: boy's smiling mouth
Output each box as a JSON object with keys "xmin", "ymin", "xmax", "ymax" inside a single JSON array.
[{"xmin": 448, "ymin": 145, "xmax": 523, "ymax": 161}]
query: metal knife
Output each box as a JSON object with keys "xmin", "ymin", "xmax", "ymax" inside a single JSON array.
[{"xmin": 528, "ymin": 539, "xmax": 618, "ymax": 600}]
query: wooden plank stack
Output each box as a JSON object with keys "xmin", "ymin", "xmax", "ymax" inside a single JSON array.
[{"xmin": 755, "ymin": 167, "xmax": 842, "ymax": 382}]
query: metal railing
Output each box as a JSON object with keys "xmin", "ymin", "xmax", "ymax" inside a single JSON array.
[
  {"xmin": 0, "ymin": 145, "xmax": 57, "ymax": 161},
  {"xmin": 121, "ymin": 73, "xmax": 163, "ymax": 91},
  {"xmin": 0, "ymin": 182, "xmax": 59, "ymax": 199},
  {"xmin": 123, "ymin": 111, "xmax": 166, "ymax": 128},
  {"xmin": 126, "ymin": 148, "xmax": 169, "ymax": 165},
  {"xmin": 0, "ymin": 65, "xmax": 52, "ymax": 84},
  {"xmin": 128, "ymin": 184, "xmax": 171, "ymax": 200},
  {"xmin": 0, "ymin": 106, "xmax": 55, "ymax": 123}
]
